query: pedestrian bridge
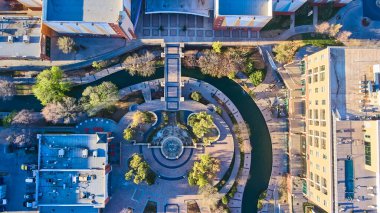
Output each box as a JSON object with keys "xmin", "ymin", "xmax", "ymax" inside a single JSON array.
[{"xmin": 161, "ymin": 43, "xmax": 184, "ymax": 111}]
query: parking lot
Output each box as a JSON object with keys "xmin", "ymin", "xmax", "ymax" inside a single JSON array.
[{"xmin": 0, "ymin": 142, "xmax": 38, "ymax": 212}]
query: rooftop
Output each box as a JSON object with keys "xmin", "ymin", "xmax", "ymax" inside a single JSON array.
[
  {"xmin": 217, "ymin": 0, "xmax": 271, "ymax": 16},
  {"xmin": 36, "ymin": 133, "xmax": 110, "ymax": 208},
  {"xmin": 145, "ymin": 0, "xmax": 213, "ymax": 17},
  {"xmin": 44, "ymin": 0, "xmax": 123, "ymax": 23},
  {"xmin": 38, "ymin": 133, "xmax": 108, "ymax": 170}
]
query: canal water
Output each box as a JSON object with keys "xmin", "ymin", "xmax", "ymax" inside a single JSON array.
[{"xmin": 0, "ymin": 68, "xmax": 272, "ymax": 212}]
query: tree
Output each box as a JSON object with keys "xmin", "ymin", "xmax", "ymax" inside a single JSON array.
[
  {"xmin": 249, "ymin": 70, "xmax": 265, "ymax": 87},
  {"xmin": 42, "ymin": 97, "xmax": 84, "ymax": 124},
  {"xmin": 337, "ymin": 31, "xmax": 352, "ymax": 42},
  {"xmin": 130, "ymin": 110, "xmax": 152, "ymax": 128},
  {"xmin": 0, "ymin": 79, "xmax": 16, "ymax": 101},
  {"xmin": 188, "ymin": 154, "xmax": 220, "ymax": 187},
  {"xmin": 212, "ymin": 41, "xmax": 223, "ymax": 53},
  {"xmin": 57, "ymin": 36, "xmax": 76, "ymax": 54},
  {"xmin": 123, "ymin": 128, "xmax": 135, "ymax": 140},
  {"xmin": 273, "ymin": 41, "xmax": 301, "ymax": 64},
  {"xmin": 198, "ymin": 184, "xmax": 221, "ymax": 210},
  {"xmin": 81, "ymin": 81, "xmax": 119, "ymax": 116},
  {"xmin": 190, "ymin": 91, "xmax": 202, "ymax": 102},
  {"xmin": 123, "ymin": 52, "xmax": 156, "ymax": 77},
  {"xmin": 2, "ymin": 111, "xmax": 16, "ymax": 127},
  {"xmin": 328, "ymin": 24, "xmax": 342, "ymax": 37},
  {"xmin": 188, "ymin": 112, "xmax": 214, "ymax": 139},
  {"xmin": 125, "ymin": 154, "xmax": 156, "ymax": 185},
  {"xmin": 6, "ymin": 129, "xmax": 35, "ymax": 148},
  {"xmin": 32, "ymin": 66, "xmax": 71, "ymax": 106},
  {"xmin": 11, "ymin": 109, "xmax": 37, "ymax": 127},
  {"xmin": 315, "ymin": 22, "xmax": 330, "ymax": 34}
]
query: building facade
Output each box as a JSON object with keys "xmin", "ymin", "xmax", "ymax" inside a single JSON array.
[{"xmin": 302, "ymin": 47, "xmax": 380, "ymax": 212}]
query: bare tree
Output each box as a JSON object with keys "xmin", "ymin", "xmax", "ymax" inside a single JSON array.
[
  {"xmin": 336, "ymin": 31, "xmax": 352, "ymax": 42},
  {"xmin": 6, "ymin": 129, "xmax": 35, "ymax": 148},
  {"xmin": 0, "ymin": 79, "xmax": 16, "ymax": 101},
  {"xmin": 123, "ymin": 52, "xmax": 156, "ymax": 77},
  {"xmin": 11, "ymin": 109, "xmax": 37, "ymax": 127},
  {"xmin": 315, "ymin": 22, "xmax": 330, "ymax": 34},
  {"xmin": 42, "ymin": 97, "xmax": 84, "ymax": 124},
  {"xmin": 57, "ymin": 36, "xmax": 76, "ymax": 54},
  {"xmin": 328, "ymin": 24, "xmax": 342, "ymax": 37},
  {"xmin": 198, "ymin": 184, "xmax": 221, "ymax": 210}
]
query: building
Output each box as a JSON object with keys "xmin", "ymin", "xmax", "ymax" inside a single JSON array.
[
  {"xmin": 35, "ymin": 133, "xmax": 112, "ymax": 213},
  {"xmin": 41, "ymin": 0, "xmax": 135, "ymax": 39},
  {"xmin": 311, "ymin": 0, "xmax": 351, "ymax": 7},
  {"xmin": 273, "ymin": 0, "xmax": 307, "ymax": 15},
  {"xmin": 302, "ymin": 47, "xmax": 380, "ymax": 212}
]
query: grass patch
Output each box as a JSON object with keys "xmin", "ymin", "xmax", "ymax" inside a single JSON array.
[
  {"xmin": 262, "ymin": 15, "xmax": 290, "ymax": 31},
  {"xmin": 295, "ymin": 3, "xmax": 313, "ymax": 26},
  {"xmin": 298, "ymin": 33, "xmax": 343, "ymax": 47}
]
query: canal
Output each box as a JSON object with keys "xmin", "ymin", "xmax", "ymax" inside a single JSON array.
[{"xmin": 0, "ymin": 68, "xmax": 272, "ymax": 213}]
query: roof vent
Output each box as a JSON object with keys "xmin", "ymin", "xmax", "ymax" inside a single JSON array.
[{"xmin": 58, "ymin": 149, "xmax": 65, "ymax": 158}]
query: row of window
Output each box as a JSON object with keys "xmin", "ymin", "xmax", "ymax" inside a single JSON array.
[{"xmin": 307, "ymin": 65, "xmax": 326, "ymax": 75}]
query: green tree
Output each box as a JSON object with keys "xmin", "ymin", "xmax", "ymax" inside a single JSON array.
[
  {"xmin": 123, "ymin": 128, "xmax": 135, "ymax": 140},
  {"xmin": 80, "ymin": 81, "xmax": 119, "ymax": 116},
  {"xmin": 125, "ymin": 154, "xmax": 156, "ymax": 185},
  {"xmin": 249, "ymin": 70, "xmax": 265, "ymax": 87},
  {"xmin": 2, "ymin": 111, "xmax": 16, "ymax": 127},
  {"xmin": 188, "ymin": 112, "xmax": 214, "ymax": 138},
  {"xmin": 212, "ymin": 41, "xmax": 222, "ymax": 53},
  {"xmin": 32, "ymin": 66, "xmax": 71, "ymax": 106},
  {"xmin": 131, "ymin": 110, "xmax": 153, "ymax": 128},
  {"xmin": 188, "ymin": 154, "xmax": 220, "ymax": 187},
  {"xmin": 190, "ymin": 91, "xmax": 202, "ymax": 102}
]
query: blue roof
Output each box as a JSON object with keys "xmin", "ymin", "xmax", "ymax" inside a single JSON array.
[
  {"xmin": 218, "ymin": 0, "xmax": 268, "ymax": 16},
  {"xmin": 46, "ymin": 0, "xmax": 84, "ymax": 21}
]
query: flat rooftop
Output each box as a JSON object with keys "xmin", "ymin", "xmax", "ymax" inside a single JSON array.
[
  {"xmin": 145, "ymin": 0, "xmax": 213, "ymax": 17},
  {"xmin": 38, "ymin": 170, "xmax": 107, "ymax": 206},
  {"xmin": 38, "ymin": 134, "xmax": 108, "ymax": 170},
  {"xmin": 44, "ymin": 0, "xmax": 123, "ymax": 22},
  {"xmin": 218, "ymin": 0, "xmax": 270, "ymax": 16},
  {"xmin": 0, "ymin": 17, "xmax": 41, "ymax": 58}
]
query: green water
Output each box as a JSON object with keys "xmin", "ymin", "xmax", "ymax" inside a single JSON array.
[{"xmin": 0, "ymin": 68, "xmax": 272, "ymax": 212}]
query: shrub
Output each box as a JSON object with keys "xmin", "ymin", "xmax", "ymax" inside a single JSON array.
[
  {"xmin": 212, "ymin": 41, "xmax": 223, "ymax": 53},
  {"xmin": 273, "ymin": 41, "xmax": 301, "ymax": 64},
  {"xmin": 222, "ymin": 196, "xmax": 229, "ymax": 205},
  {"xmin": 123, "ymin": 128, "xmax": 135, "ymax": 140},
  {"xmin": 92, "ymin": 60, "xmax": 109, "ymax": 71},
  {"xmin": 123, "ymin": 52, "xmax": 156, "ymax": 77},
  {"xmin": 249, "ymin": 70, "xmax": 265, "ymax": 87},
  {"xmin": 2, "ymin": 111, "xmax": 16, "ymax": 127},
  {"xmin": 191, "ymin": 91, "xmax": 202, "ymax": 102},
  {"xmin": 0, "ymin": 79, "xmax": 16, "ymax": 101},
  {"xmin": 131, "ymin": 111, "xmax": 153, "ymax": 128},
  {"xmin": 188, "ymin": 112, "xmax": 214, "ymax": 139}
]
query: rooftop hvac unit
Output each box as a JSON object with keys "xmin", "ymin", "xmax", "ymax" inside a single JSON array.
[
  {"xmin": 23, "ymin": 35, "xmax": 30, "ymax": 43},
  {"xmin": 7, "ymin": 36, "xmax": 13, "ymax": 43},
  {"xmin": 92, "ymin": 150, "xmax": 98, "ymax": 158},
  {"xmin": 82, "ymin": 149, "xmax": 88, "ymax": 158},
  {"xmin": 58, "ymin": 149, "xmax": 65, "ymax": 158},
  {"xmin": 72, "ymin": 176, "xmax": 77, "ymax": 184}
]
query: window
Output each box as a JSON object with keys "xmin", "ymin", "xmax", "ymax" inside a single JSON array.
[
  {"xmin": 309, "ymin": 130, "xmax": 313, "ymax": 135},
  {"xmin": 308, "ymin": 136, "xmax": 313, "ymax": 146},
  {"xmin": 321, "ymin": 139, "xmax": 326, "ymax": 150},
  {"xmin": 322, "ymin": 178, "xmax": 327, "ymax": 187},
  {"xmin": 315, "ymin": 100, "xmax": 318, "ymax": 105},
  {"xmin": 323, "ymin": 166, "xmax": 326, "ymax": 173},
  {"xmin": 323, "ymin": 154, "xmax": 327, "ymax": 160},
  {"xmin": 316, "ymin": 164, "xmax": 320, "ymax": 170},
  {"xmin": 320, "ymin": 65, "xmax": 325, "ymax": 71},
  {"xmin": 313, "ymin": 67, "xmax": 318, "ymax": 73},
  {"xmin": 365, "ymin": 135, "xmax": 371, "ymax": 139},
  {"xmin": 308, "ymin": 110, "xmax": 312, "ymax": 119},
  {"xmin": 365, "ymin": 142, "xmax": 371, "ymax": 166},
  {"xmin": 322, "ymin": 100, "xmax": 326, "ymax": 105},
  {"xmin": 321, "ymin": 86, "xmax": 325, "ymax": 92},
  {"xmin": 309, "ymin": 172, "xmax": 314, "ymax": 180},
  {"xmin": 315, "ymin": 88, "xmax": 318, "ymax": 93},
  {"xmin": 314, "ymin": 110, "xmax": 319, "ymax": 119},
  {"xmin": 313, "ymin": 74, "xmax": 318, "ymax": 83},
  {"xmin": 320, "ymin": 72, "xmax": 325, "ymax": 81},
  {"xmin": 314, "ymin": 138, "xmax": 319, "ymax": 148},
  {"xmin": 308, "ymin": 69, "xmax": 312, "ymax": 75},
  {"xmin": 321, "ymin": 109, "xmax": 326, "ymax": 120},
  {"xmin": 308, "ymin": 76, "xmax": 312, "ymax": 84},
  {"xmin": 321, "ymin": 132, "xmax": 327, "ymax": 138},
  {"xmin": 323, "ymin": 200, "xmax": 327, "ymax": 206}
]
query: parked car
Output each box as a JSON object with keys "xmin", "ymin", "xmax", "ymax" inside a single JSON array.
[
  {"xmin": 25, "ymin": 178, "xmax": 35, "ymax": 183},
  {"xmin": 21, "ymin": 164, "xmax": 37, "ymax": 171}
]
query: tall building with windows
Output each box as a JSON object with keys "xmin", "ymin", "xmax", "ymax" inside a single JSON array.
[{"xmin": 302, "ymin": 47, "xmax": 380, "ymax": 212}]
